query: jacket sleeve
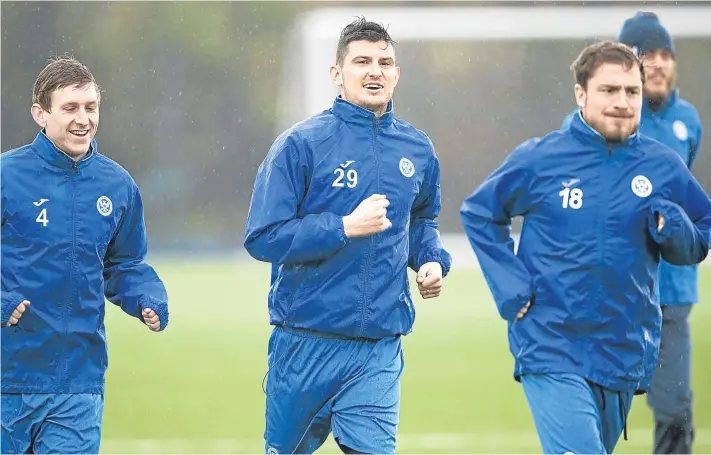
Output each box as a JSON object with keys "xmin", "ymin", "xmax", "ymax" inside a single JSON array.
[
  {"xmin": 459, "ymin": 139, "xmax": 538, "ymax": 321},
  {"xmin": 407, "ymin": 137, "xmax": 452, "ymax": 277},
  {"xmin": 648, "ymin": 157, "xmax": 711, "ymax": 266},
  {"xmin": 0, "ymin": 191, "xmax": 23, "ymax": 327},
  {"xmin": 244, "ymin": 134, "xmax": 348, "ymax": 265},
  {"xmin": 1, "ymin": 289, "xmax": 25, "ymax": 327},
  {"xmin": 103, "ymin": 182, "xmax": 168, "ymax": 330}
]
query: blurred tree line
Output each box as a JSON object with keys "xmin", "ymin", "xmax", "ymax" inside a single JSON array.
[{"xmin": 2, "ymin": 1, "xmax": 317, "ymax": 251}]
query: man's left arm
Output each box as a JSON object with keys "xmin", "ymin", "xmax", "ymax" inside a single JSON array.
[
  {"xmin": 408, "ymin": 138, "xmax": 452, "ymax": 296},
  {"xmin": 649, "ymin": 159, "xmax": 711, "ymax": 265},
  {"xmin": 104, "ymin": 182, "xmax": 168, "ymax": 331}
]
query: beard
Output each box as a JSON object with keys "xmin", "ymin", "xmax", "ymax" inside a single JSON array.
[
  {"xmin": 644, "ymin": 70, "xmax": 677, "ymax": 107},
  {"xmin": 585, "ymin": 113, "xmax": 639, "ymax": 143}
]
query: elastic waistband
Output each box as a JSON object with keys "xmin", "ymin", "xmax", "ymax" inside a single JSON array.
[{"xmin": 278, "ymin": 325, "xmax": 383, "ymax": 343}]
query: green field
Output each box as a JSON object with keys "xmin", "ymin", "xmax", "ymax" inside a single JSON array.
[{"xmin": 99, "ymin": 259, "xmax": 711, "ymax": 454}]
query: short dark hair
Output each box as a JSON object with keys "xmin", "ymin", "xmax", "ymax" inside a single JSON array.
[
  {"xmin": 336, "ymin": 17, "xmax": 396, "ymax": 66},
  {"xmin": 32, "ymin": 55, "xmax": 101, "ymax": 111},
  {"xmin": 570, "ymin": 41, "xmax": 645, "ymax": 89}
]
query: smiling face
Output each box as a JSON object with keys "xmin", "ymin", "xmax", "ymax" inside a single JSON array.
[
  {"xmin": 330, "ymin": 39, "xmax": 400, "ymax": 117},
  {"xmin": 640, "ymin": 49, "xmax": 677, "ymax": 103},
  {"xmin": 30, "ymin": 57, "xmax": 102, "ymax": 160},
  {"xmin": 31, "ymin": 83, "xmax": 100, "ymax": 159}
]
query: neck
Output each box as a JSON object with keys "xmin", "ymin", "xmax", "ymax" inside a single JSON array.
[
  {"xmin": 372, "ymin": 104, "xmax": 387, "ymax": 117},
  {"xmin": 647, "ymin": 96, "xmax": 666, "ymax": 112},
  {"xmin": 42, "ymin": 131, "xmax": 88, "ymax": 162},
  {"xmin": 339, "ymin": 94, "xmax": 388, "ymax": 117}
]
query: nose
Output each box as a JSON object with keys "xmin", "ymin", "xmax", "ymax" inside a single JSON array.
[
  {"xmin": 74, "ymin": 107, "xmax": 89, "ymax": 125},
  {"xmin": 612, "ymin": 90, "xmax": 631, "ymax": 110},
  {"xmin": 367, "ymin": 62, "xmax": 383, "ymax": 77}
]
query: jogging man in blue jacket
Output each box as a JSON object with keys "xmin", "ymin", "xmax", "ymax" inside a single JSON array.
[
  {"xmin": 617, "ymin": 13, "xmax": 703, "ymax": 454},
  {"xmin": 1, "ymin": 56, "xmax": 169, "ymax": 454},
  {"xmin": 461, "ymin": 41, "xmax": 711, "ymax": 454},
  {"xmin": 244, "ymin": 17, "xmax": 452, "ymax": 455}
]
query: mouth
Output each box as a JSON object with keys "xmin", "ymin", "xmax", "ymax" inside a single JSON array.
[
  {"xmin": 363, "ymin": 82, "xmax": 384, "ymax": 93},
  {"xmin": 69, "ymin": 129, "xmax": 90, "ymax": 138}
]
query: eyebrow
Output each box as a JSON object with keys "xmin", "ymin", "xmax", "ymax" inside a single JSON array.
[
  {"xmin": 599, "ymin": 84, "xmax": 640, "ymax": 90},
  {"xmin": 61, "ymin": 101, "xmax": 98, "ymax": 108},
  {"xmin": 351, "ymin": 55, "xmax": 394, "ymax": 62}
]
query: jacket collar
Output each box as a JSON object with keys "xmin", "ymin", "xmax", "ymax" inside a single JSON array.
[
  {"xmin": 32, "ymin": 131, "xmax": 96, "ymax": 170},
  {"xmin": 569, "ymin": 109, "xmax": 640, "ymax": 149},
  {"xmin": 331, "ymin": 96, "xmax": 394, "ymax": 128},
  {"xmin": 642, "ymin": 88, "xmax": 678, "ymax": 116}
]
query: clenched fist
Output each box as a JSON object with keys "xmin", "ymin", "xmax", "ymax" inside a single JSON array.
[
  {"xmin": 516, "ymin": 301, "xmax": 531, "ymax": 321},
  {"xmin": 416, "ymin": 262, "xmax": 443, "ymax": 299},
  {"xmin": 343, "ymin": 194, "xmax": 392, "ymax": 238},
  {"xmin": 142, "ymin": 308, "xmax": 161, "ymax": 332},
  {"xmin": 6, "ymin": 300, "xmax": 30, "ymax": 326}
]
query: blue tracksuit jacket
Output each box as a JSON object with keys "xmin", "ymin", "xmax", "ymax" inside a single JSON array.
[
  {"xmin": 1, "ymin": 132, "xmax": 169, "ymax": 394},
  {"xmin": 244, "ymin": 97, "xmax": 452, "ymax": 339},
  {"xmin": 461, "ymin": 112, "xmax": 711, "ymax": 393},
  {"xmin": 562, "ymin": 90, "xmax": 703, "ymax": 305}
]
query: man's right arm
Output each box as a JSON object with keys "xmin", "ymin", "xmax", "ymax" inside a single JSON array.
[
  {"xmin": 244, "ymin": 135, "xmax": 348, "ymax": 265},
  {"xmin": 459, "ymin": 139, "xmax": 538, "ymax": 321},
  {"xmin": 0, "ymin": 180, "xmax": 28, "ymax": 328},
  {"xmin": 1, "ymin": 290, "xmax": 26, "ymax": 327}
]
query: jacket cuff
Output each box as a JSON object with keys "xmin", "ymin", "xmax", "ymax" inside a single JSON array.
[
  {"xmin": 1, "ymin": 293, "xmax": 25, "ymax": 326},
  {"xmin": 418, "ymin": 249, "xmax": 453, "ymax": 278},
  {"xmin": 500, "ymin": 294, "xmax": 531, "ymax": 322},
  {"xmin": 649, "ymin": 200, "xmax": 683, "ymax": 244},
  {"xmin": 139, "ymin": 296, "xmax": 169, "ymax": 331}
]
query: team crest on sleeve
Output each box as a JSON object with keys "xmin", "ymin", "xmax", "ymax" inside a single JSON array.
[
  {"xmin": 631, "ymin": 175, "xmax": 653, "ymax": 198},
  {"xmin": 96, "ymin": 195, "xmax": 113, "ymax": 216},
  {"xmin": 672, "ymin": 120, "xmax": 688, "ymax": 141},
  {"xmin": 399, "ymin": 157, "xmax": 415, "ymax": 178}
]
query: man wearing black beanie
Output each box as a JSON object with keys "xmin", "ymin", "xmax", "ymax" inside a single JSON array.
[{"xmin": 619, "ymin": 11, "xmax": 703, "ymax": 455}]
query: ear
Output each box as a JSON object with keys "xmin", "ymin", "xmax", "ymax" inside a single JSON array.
[
  {"xmin": 574, "ymin": 83, "xmax": 586, "ymax": 108},
  {"xmin": 330, "ymin": 64, "xmax": 343, "ymax": 87},
  {"xmin": 31, "ymin": 104, "xmax": 47, "ymax": 129},
  {"xmin": 392, "ymin": 65, "xmax": 401, "ymax": 88}
]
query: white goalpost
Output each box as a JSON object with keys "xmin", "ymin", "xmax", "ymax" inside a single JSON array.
[
  {"xmin": 277, "ymin": 4, "xmax": 711, "ymax": 267},
  {"xmin": 278, "ymin": 4, "xmax": 711, "ymax": 131}
]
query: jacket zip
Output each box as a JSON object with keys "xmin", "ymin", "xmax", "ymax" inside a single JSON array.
[
  {"xmin": 59, "ymin": 161, "xmax": 79, "ymax": 390},
  {"xmin": 592, "ymin": 146, "xmax": 613, "ymax": 354},
  {"xmin": 360, "ymin": 117, "xmax": 380, "ymax": 337}
]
